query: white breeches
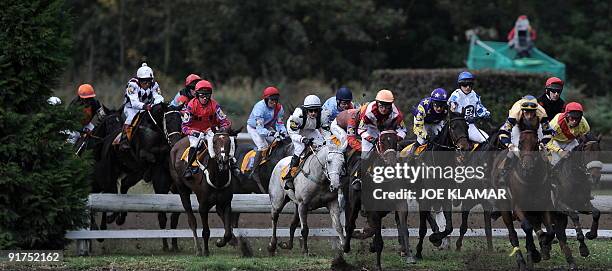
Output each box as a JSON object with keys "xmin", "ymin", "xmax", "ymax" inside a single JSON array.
[
  {"xmin": 468, "ymin": 123, "xmax": 488, "ymax": 143},
  {"xmin": 247, "ymin": 125, "xmax": 274, "ymax": 151},
  {"xmin": 290, "ymin": 129, "xmax": 323, "ymax": 156}
]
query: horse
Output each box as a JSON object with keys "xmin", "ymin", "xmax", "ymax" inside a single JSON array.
[
  {"xmin": 547, "ymin": 132, "xmax": 602, "ymax": 264},
  {"xmin": 231, "ymin": 135, "xmax": 294, "ymax": 227},
  {"xmin": 413, "ymin": 112, "xmax": 473, "ymax": 259},
  {"xmin": 267, "ymin": 134, "xmax": 346, "ymax": 257},
  {"xmin": 93, "ymin": 103, "xmax": 183, "ymax": 251},
  {"xmin": 343, "ymin": 130, "xmax": 414, "ymax": 271},
  {"xmin": 169, "ymin": 127, "xmax": 241, "ymax": 256},
  {"xmin": 494, "ymin": 117, "xmax": 555, "ymax": 271}
]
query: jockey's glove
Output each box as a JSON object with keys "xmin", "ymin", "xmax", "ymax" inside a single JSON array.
[
  {"xmin": 301, "ymin": 137, "xmax": 314, "ymax": 145},
  {"xmin": 267, "ymin": 130, "xmax": 276, "ymax": 137},
  {"xmin": 191, "ymin": 132, "xmax": 200, "ymax": 138},
  {"xmin": 144, "ymin": 104, "xmax": 152, "ymax": 111}
]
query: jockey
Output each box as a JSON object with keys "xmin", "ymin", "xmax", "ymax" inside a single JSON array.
[
  {"xmin": 497, "ymin": 95, "xmax": 553, "ymax": 184},
  {"xmin": 358, "ymin": 89, "xmax": 407, "ymax": 162},
  {"xmin": 406, "ymin": 88, "xmax": 449, "ymax": 156},
  {"xmin": 507, "ymin": 15, "xmax": 537, "ymax": 58},
  {"xmin": 546, "ymin": 102, "xmax": 590, "ymax": 166},
  {"xmin": 284, "ymin": 95, "xmax": 326, "ymax": 190},
  {"xmin": 170, "ymin": 74, "xmax": 202, "ymax": 109},
  {"xmin": 120, "ymin": 63, "xmax": 164, "ymax": 150},
  {"xmin": 246, "ymin": 86, "xmax": 287, "ymax": 179},
  {"xmin": 322, "ymin": 87, "xmax": 355, "ymax": 124},
  {"xmin": 448, "ymin": 71, "xmax": 491, "ymax": 143},
  {"xmin": 538, "ymin": 77, "xmax": 565, "ymax": 119},
  {"xmin": 181, "ymin": 80, "xmax": 233, "ymax": 178},
  {"xmin": 69, "ymin": 84, "xmax": 105, "ymax": 144},
  {"xmin": 330, "ymin": 108, "xmax": 362, "ymax": 152}
]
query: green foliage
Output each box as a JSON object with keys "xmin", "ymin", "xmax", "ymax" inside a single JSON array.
[
  {"xmin": 0, "ymin": 0, "xmax": 91, "ymax": 249},
  {"xmin": 370, "ymin": 69, "xmax": 549, "ymax": 127}
]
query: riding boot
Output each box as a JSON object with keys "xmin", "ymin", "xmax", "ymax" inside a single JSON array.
[
  {"xmin": 249, "ymin": 151, "xmax": 264, "ymax": 179},
  {"xmin": 183, "ymin": 147, "xmax": 199, "ymax": 178},
  {"xmin": 283, "ymin": 155, "xmax": 300, "ymax": 190},
  {"xmin": 119, "ymin": 124, "xmax": 132, "ymax": 150},
  {"xmin": 406, "ymin": 141, "xmax": 422, "ymax": 158},
  {"xmin": 498, "ymin": 155, "xmax": 514, "ymax": 187}
]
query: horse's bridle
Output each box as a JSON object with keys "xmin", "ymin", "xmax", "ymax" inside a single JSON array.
[{"xmin": 163, "ymin": 110, "xmax": 182, "ymax": 146}]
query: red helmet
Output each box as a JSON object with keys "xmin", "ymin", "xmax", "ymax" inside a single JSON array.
[
  {"xmin": 564, "ymin": 102, "xmax": 583, "ymax": 113},
  {"xmin": 195, "ymin": 80, "xmax": 213, "ymax": 93},
  {"xmin": 185, "ymin": 74, "xmax": 202, "ymax": 87},
  {"xmin": 262, "ymin": 86, "xmax": 280, "ymax": 99},
  {"xmin": 545, "ymin": 77, "xmax": 564, "ymax": 90}
]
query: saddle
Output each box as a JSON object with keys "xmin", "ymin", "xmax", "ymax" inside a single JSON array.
[
  {"xmin": 180, "ymin": 145, "xmax": 209, "ymax": 168},
  {"xmin": 112, "ymin": 112, "xmax": 143, "ymax": 145},
  {"xmin": 399, "ymin": 142, "xmax": 428, "ymax": 158},
  {"xmin": 240, "ymin": 140, "xmax": 280, "ymax": 173},
  {"xmin": 279, "ymin": 145, "xmax": 316, "ymax": 180}
]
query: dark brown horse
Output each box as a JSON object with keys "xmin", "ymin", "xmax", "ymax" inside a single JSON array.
[
  {"xmin": 495, "ymin": 117, "xmax": 555, "ymax": 271},
  {"xmin": 546, "ymin": 133, "xmax": 602, "ymax": 266},
  {"xmin": 414, "ymin": 112, "xmax": 473, "ymax": 259},
  {"xmin": 343, "ymin": 130, "xmax": 414, "ymax": 271},
  {"xmin": 169, "ymin": 128, "xmax": 240, "ymax": 256}
]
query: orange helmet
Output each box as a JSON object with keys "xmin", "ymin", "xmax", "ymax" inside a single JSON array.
[
  {"xmin": 77, "ymin": 84, "xmax": 96, "ymax": 98},
  {"xmin": 375, "ymin": 89, "xmax": 394, "ymax": 103}
]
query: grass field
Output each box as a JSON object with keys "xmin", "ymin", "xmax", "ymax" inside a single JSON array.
[{"xmin": 4, "ymin": 237, "xmax": 611, "ymax": 271}]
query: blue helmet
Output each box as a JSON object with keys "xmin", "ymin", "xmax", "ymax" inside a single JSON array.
[
  {"xmin": 336, "ymin": 87, "xmax": 353, "ymax": 101},
  {"xmin": 457, "ymin": 71, "xmax": 475, "ymax": 83},
  {"xmin": 430, "ymin": 88, "xmax": 448, "ymax": 102}
]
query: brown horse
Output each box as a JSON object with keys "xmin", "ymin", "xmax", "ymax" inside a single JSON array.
[
  {"xmin": 169, "ymin": 128, "xmax": 240, "ymax": 256},
  {"xmin": 414, "ymin": 112, "xmax": 473, "ymax": 259},
  {"xmin": 495, "ymin": 117, "xmax": 554, "ymax": 271},
  {"xmin": 342, "ymin": 130, "xmax": 414, "ymax": 271},
  {"xmin": 545, "ymin": 133, "xmax": 602, "ymax": 267}
]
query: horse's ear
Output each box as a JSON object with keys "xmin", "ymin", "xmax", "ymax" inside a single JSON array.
[
  {"xmin": 228, "ymin": 126, "xmax": 243, "ymax": 136},
  {"xmin": 597, "ymin": 134, "xmax": 602, "ymax": 143}
]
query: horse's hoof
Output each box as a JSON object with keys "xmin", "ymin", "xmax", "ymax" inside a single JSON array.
[
  {"xmin": 406, "ymin": 255, "xmax": 417, "ymax": 264},
  {"xmin": 162, "ymin": 245, "xmax": 169, "ymax": 252},
  {"xmin": 267, "ymin": 243, "xmax": 277, "ymax": 256},
  {"xmin": 216, "ymin": 238, "xmax": 227, "ymax": 248},
  {"xmin": 171, "ymin": 246, "xmax": 180, "ymax": 252},
  {"xmin": 196, "ymin": 250, "xmax": 202, "ymax": 256},
  {"xmin": 415, "ymin": 253, "xmax": 423, "ymax": 260},
  {"xmin": 279, "ymin": 241, "xmax": 293, "ymax": 250},
  {"xmin": 585, "ymin": 231, "xmax": 597, "ymax": 240},
  {"xmin": 531, "ymin": 249, "xmax": 541, "ymax": 263},
  {"xmin": 116, "ymin": 215, "xmax": 126, "ymax": 226},
  {"xmin": 203, "ymin": 250, "xmax": 210, "ymax": 257},
  {"xmin": 569, "ymin": 262, "xmax": 578, "ymax": 271},
  {"xmin": 96, "ymin": 238, "xmax": 105, "ymax": 243},
  {"xmin": 579, "ymin": 244, "xmax": 590, "ymax": 257}
]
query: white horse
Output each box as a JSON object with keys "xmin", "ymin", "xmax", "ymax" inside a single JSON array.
[{"xmin": 267, "ymin": 131, "xmax": 347, "ymax": 256}]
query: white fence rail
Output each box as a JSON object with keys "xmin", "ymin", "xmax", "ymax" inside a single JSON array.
[{"xmin": 68, "ymin": 194, "xmax": 612, "ymax": 255}]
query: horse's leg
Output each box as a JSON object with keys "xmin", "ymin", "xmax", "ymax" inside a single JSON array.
[
  {"xmin": 268, "ymin": 195, "xmax": 289, "ymax": 256},
  {"xmin": 518, "ymin": 213, "xmax": 540, "ymax": 269},
  {"xmin": 532, "ymin": 220, "xmax": 550, "ymax": 261},
  {"xmin": 367, "ymin": 214, "xmax": 384, "ymax": 271},
  {"xmin": 230, "ymin": 212, "xmax": 240, "ymax": 229},
  {"xmin": 298, "ymin": 203, "xmax": 310, "ymax": 256},
  {"xmin": 199, "ymin": 202, "xmax": 212, "ymax": 256},
  {"xmin": 483, "ymin": 207, "xmax": 493, "ymax": 250},
  {"xmin": 170, "ymin": 212, "xmax": 180, "ymax": 251},
  {"xmin": 343, "ymin": 194, "xmax": 360, "ymax": 253},
  {"xmin": 179, "ymin": 190, "xmax": 201, "ymax": 256},
  {"xmin": 456, "ymin": 208, "xmax": 469, "ymax": 251},
  {"xmin": 215, "ymin": 201, "xmax": 234, "ymax": 248},
  {"xmin": 585, "ymin": 206, "xmax": 600, "ymax": 240},
  {"xmin": 328, "ymin": 199, "xmax": 345, "ymax": 252},
  {"xmin": 397, "ymin": 210, "xmax": 416, "ymax": 264},
  {"xmin": 567, "ymin": 210, "xmax": 589, "ymax": 257},
  {"xmin": 415, "ymin": 211, "xmax": 428, "ymax": 260},
  {"xmin": 540, "ymin": 211, "xmax": 555, "ymax": 260},
  {"xmin": 116, "ymin": 173, "xmax": 141, "ymax": 225},
  {"xmin": 555, "ymin": 214, "xmax": 577, "ymax": 270},
  {"xmin": 502, "ymin": 211, "xmax": 526, "ymax": 271},
  {"xmin": 280, "ymin": 205, "xmax": 299, "ymax": 250},
  {"xmin": 157, "ymin": 212, "xmax": 169, "ymax": 251}
]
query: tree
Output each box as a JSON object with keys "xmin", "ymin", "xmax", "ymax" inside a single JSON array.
[{"xmin": 0, "ymin": 0, "xmax": 90, "ymax": 249}]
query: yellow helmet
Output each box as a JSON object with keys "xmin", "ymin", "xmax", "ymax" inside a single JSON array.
[
  {"xmin": 375, "ymin": 89, "xmax": 394, "ymax": 103},
  {"xmin": 519, "ymin": 95, "xmax": 538, "ymax": 111}
]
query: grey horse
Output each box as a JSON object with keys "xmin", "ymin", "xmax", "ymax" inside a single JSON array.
[{"xmin": 267, "ymin": 134, "xmax": 347, "ymax": 256}]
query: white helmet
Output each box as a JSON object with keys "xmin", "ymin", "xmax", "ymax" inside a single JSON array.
[
  {"xmin": 47, "ymin": 96, "xmax": 62, "ymax": 105},
  {"xmin": 136, "ymin": 63, "xmax": 154, "ymax": 79},
  {"xmin": 303, "ymin": 94, "xmax": 322, "ymax": 109}
]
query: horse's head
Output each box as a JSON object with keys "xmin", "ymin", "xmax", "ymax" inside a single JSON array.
[
  {"xmin": 517, "ymin": 117, "xmax": 540, "ymax": 173},
  {"xmin": 577, "ymin": 133, "xmax": 603, "ymax": 186},
  {"xmin": 324, "ymin": 144, "xmax": 346, "ymax": 192},
  {"xmin": 448, "ymin": 112, "xmax": 471, "ymax": 151},
  {"xmin": 376, "ymin": 130, "xmax": 398, "ymax": 164},
  {"xmin": 162, "ymin": 107, "xmax": 183, "ymax": 147},
  {"xmin": 208, "ymin": 127, "xmax": 241, "ymax": 172}
]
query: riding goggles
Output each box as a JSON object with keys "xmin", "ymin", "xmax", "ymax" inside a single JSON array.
[
  {"xmin": 377, "ymin": 101, "xmax": 393, "ymax": 109},
  {"xmin": 459, "ymin": 82, "xmax": 474, "ymax": 87},
  {"xmin": 520, "ymin": 101, "xmax": 538, "ymax": 110}
]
